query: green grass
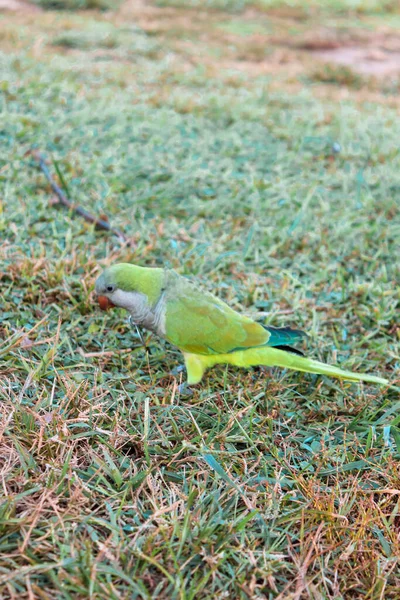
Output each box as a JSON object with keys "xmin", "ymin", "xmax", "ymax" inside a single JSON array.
[
  {"xmin": 156, "ymin": 0, "xmax": 400, "ymax": 15},
  {"xmin": 1, "ymin": 1, "xmax": 400, "ymax": 598}
]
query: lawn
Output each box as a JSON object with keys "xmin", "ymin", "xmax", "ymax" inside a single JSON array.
[{"xmin": 1, "ymin": 0, "xmax": 399, "ymax": 598}]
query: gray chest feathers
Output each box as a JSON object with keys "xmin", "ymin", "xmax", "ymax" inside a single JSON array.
[{"xmin": 112, "ymin": 289, "xmax": 166, "ymax": 336}]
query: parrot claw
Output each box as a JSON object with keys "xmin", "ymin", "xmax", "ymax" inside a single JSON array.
[
  {"xmin": 177, "ymin": 383, "xmax": 193, "ymax": 396},
  {"xmin": 171, "ymin": 365, "xmax": 185, "ymax": 375}
]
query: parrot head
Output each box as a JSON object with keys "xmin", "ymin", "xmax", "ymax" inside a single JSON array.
[
  {"xmin": 95, "ymin": 267, "xmax": 118, "ymax": 311},
  {"xmin": 94, "ymin": 263, "xmax": 163, "ymax": 313}
]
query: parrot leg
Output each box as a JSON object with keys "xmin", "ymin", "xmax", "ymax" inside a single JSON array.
[
  {"xmin": 170, "ymin": 364, "xmax": 185, "ymax": 375},
  {"xmin": 128, "ymin": 317, "xmax": 152, "ymax": 348},
  {"xmin": 183, "ymin": 353, "xmax": 208, "ymax": 385},
  {"xmin": 177, "ymin": 382, "xmax": 193, "ymax": 396}
]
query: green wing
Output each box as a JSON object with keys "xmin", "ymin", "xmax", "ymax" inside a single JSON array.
[{"xmin": 164, "ymin": 279, "xmax": 270, "ymax": 355}]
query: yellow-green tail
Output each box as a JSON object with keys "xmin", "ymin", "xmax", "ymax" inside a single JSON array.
[
  {"xmin": 251, "ymin": 346, "xmax": 389, "ymax": 386},
  {"xmin": 183, "ymin": 347, "xmax": 391, "ymax": 386}
]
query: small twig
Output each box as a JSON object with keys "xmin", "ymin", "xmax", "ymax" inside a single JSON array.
[
  {"xmin": 77, "ymin": 347, "xmax": 135, "ymax": 358},
  {"xmin": 28, "ymin": 149, "xmax": 130, "ymax": 244},
  {"xmin": 0, "ymin": 315, "xmax": 49, "ymax": 358}
]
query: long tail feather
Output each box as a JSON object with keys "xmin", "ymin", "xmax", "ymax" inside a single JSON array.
[
  {"xmin": 254, "ymin": 347, "xmax": 388, "ymax": 386},
  {"xmin": 184, "ymin": 347, "xmax": 393, "ymax": 387}
]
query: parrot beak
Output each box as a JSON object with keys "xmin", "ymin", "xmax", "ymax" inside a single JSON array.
[{"xmin": 97, "ymin": 295, "xmax": 115, "ymax": 311}]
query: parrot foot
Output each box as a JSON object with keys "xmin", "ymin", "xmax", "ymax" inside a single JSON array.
[
  {"xmin": 171, "ymin": 364, "xmax": 185, "ymax": 376},
  {"xmin": 177, "ymin": 382, "xmax": 193, "ymax": 396}
]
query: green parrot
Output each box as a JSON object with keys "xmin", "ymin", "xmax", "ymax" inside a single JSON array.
[{"xmin": 94, "ymin": 263, "xmax": 390, "ymax": 388}]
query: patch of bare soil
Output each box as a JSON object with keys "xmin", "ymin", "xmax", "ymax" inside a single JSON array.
[
  {"xmin": 118, "ymin": 2, "xmax": 400, "ymax": 80},
  {"xmin": 311, "ymin": 42, "xmax": 400, "ymax": 77},
  {"xmin": 5, "ymin": 0, "xmax": 399, "ymax": 106}
]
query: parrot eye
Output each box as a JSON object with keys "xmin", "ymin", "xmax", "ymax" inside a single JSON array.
[{"xmin": 106, "ymin": 285, "xmax": 115, "ymax": 293}]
